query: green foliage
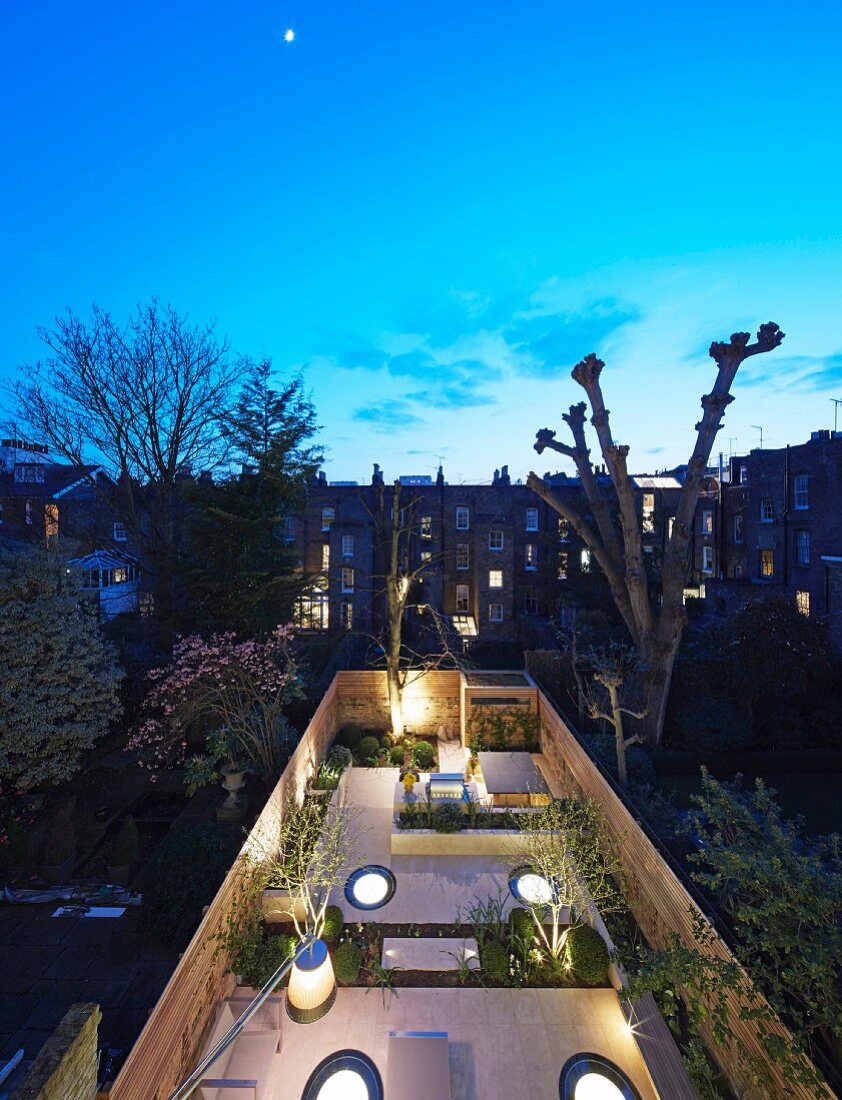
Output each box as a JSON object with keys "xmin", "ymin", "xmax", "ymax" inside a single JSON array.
[
  {"xmin": 672, "ymin": 696, "xmax": 753, "ymax": 754},
  {"xmin": 325, "ymin": 745, "xmax": 352, "ymax": 771},
  {"xmin": 583, "ymin": 735, "xmax": 657, "ymax": 787},
  {"xmin": 111, "ymin": 815, "xmax": 140, "ymax": 866},
  {"xmin": 432, "ymin": 802, "xmax": 464, "ymax": 833},
  {"xmin": 333, "ymin": 941, "xmax": 362, "ymax": 984},
  {"xmin": 508, "ymin": 906, "xmax": 535, "ymax": 941},
  {"xmin": 357, "ymin": 736, "xmax": 381, "ymax": 764},
  {"xmin": 334, "ymin": 725, "xmax": 363, "ymax": 751},
  {"xmin": 364, "ymin": 960, "xmax": 401, "ymax": 1007},
  {"xmin": 139, "ymin": 822, "xmax": 236, "ymax": 945},
  {"xmin": 412, "ymin": 739, "xmax": 434, "ymax": 769},
  {"xmin": 466, "ymin": 705, "xmax": 541, "ymax": 753},
  {"xmin": 480, "ymin": 939, "xmax": 508, "ymax": 981},
  {"xmin": 322, "ymin": 904, "xmax": 344, "ymax": 942},
  {"xmin": 229, "ymin": 917, "xmax": 295, "ymax": 989},
  {"xmin": 389, "ymin": 743, "xmax": 406, "ymax": 766},
  {"xmin": 0, "ymin": 547, "xmax": 123, "ymax": 790},
  {"xmin": 311, "ymin": 761, "xmax": 342, "ymax": 791},
  {"xmin": 566, "ymin": 923, "xmax": 610, "ymax": 985},
  {"xmin": 380, "ymin": 733, "xmax": 393, "ymax": 749}
]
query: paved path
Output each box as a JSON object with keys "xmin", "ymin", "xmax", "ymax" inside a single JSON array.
[{"xmin": 381, "ymin": 938, "xmax": 480, "ymax": 971}]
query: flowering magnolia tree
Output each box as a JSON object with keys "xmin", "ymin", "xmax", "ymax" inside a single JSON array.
[{"xmin": 129, "ymin": 624, "xmax": 302, "ymax": 783}]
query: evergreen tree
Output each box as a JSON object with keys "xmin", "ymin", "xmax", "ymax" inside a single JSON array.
[
  {"xmin": 0, "ymin": 546, "xmax": 123, "ymax": 789},
  {"xmin": 182, "ymin": 359, "xmax": 322, "ymax": 637}
]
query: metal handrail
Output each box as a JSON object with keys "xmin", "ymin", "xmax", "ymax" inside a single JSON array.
[{"xmin": 166, "ymin": 932, "xmax": 316, "ymax": 1100}]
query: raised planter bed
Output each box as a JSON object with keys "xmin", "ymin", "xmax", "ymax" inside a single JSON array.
[{"xmin": 390, "ymin": 827, "xmax": 535, "ymax": 856}]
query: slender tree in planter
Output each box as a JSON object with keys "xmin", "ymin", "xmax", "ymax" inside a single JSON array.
[{"xmin": 528, "ymin": 322, "xmax": 784, "ymax": 747}]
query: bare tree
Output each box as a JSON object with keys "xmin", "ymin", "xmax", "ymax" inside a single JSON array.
[
  {"xmin": 5, "ymin": 300, "xmax": 244, "ymax": 646},
  {"xmin": 577, "ymin": 644, "xmax": 646, "ymax": 789},
  {"xmin": 528, "ymin": 322, "xmax": 784, "ymax": 747}
]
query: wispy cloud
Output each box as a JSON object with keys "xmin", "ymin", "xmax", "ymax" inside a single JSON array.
[
  {"xmin": 738, "ymin": 352, "xmax": 842, "ymax": 392},
  {"xmin": 353, "ymin": 399, "xmax": 425, "ymax": 430}
]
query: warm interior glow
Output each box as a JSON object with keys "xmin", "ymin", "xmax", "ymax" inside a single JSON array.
[
  {"xmin": 574, "ymin": 1072, "xmax": 626, "ymax": 1100},
  {"xmin": 316, "ymin": 1068, "xmax": 369, "ymax": 1100},
  {"xmin": 353, "ymin": 871, "xmax": 389, "ymax": 906},
  {"xmin": 516, "ymin": 872, "xmax": 554, "ymax": 904},
  {"xmin": 287, "ymin": 941, "xmax": 335, "ymax": 1021}
]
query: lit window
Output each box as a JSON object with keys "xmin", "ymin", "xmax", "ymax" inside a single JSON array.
[
  {"xmin": 455, "ymin": 584, "xmax": 469, "ymax": 612},
  {"xmin": 489, "ymin": 569, "xmax": 503, "ymax": 588},
  {"xmin": 642, "ymin": 493, "xmax": 655, "ymax": 533},
  {"xmin": 113, "ymin": 567, "xmax": 127, "ymax": 584},
  {"xmin": 113, "ymin": 521, "xmax": 126, "ymax": 542},
  {"xmin": 456, "ymin": 544, "xmax": 469, "ymax": 570},
  {"xmin": 322, "ymin": 544, "xmax": 330, "ymax": 572},
  {"xmin": 456, "ymin": 507, "xmax": 470, "ymax": 530},
  {"xmin": 796, "ymin": 590, "xmax": 810, "ymax": 616},
  {"xmin": 794, "ymin": 474, "xmax": 809, "ymax": 509},
  {"xmin": 295, "ymin": 588, "xmax": 329, "ymax": 630},
  {"xmin": 524, "ymin": 586, "xmax": 538, "ymax": 615},
  {"xmin": 489, "ymin": 529, "xmax": 504, "ymax": 551},
  {"xmin": 734, "ymin": 515, "xmax": 744, "ymax": 544},
  {"xmin": 557, "ymin": 551, "xmax": 568, "ymax": 580},
  {"xmin": 45, "ymin": 503, "xmax": 59, "ymax": 541},
  {"xmin": 760, "ymin": 498, "xmax": 773, "ymax": 523},
  {"xmin": 558, "ymin": 516, "xmax": 569, "ymax": 541},
  {"xmin": 740, "ymin": 465, "xmax": 748, "ymax": 484},
  {"xmin": 525, "ymin": 543, "xmax": 538, "ymax": 570},
  {"xmin": 342, "ymin": 534, "xmax": 354, "ymax": 557},
  {"xmin": 734, "ymin": 564, "xmax": 743, "ymax": 578},
  {"xmin": 321, "ymin": 507, "xmax": 335, "ymax": 532},
  {"xmin": 702, "ymin": 546, "xmax": 714, "ymax": 574},
  {"xmin": 667, "ymin": 516, "xmax": 675, "ymax": 539},
  {"xmin": 420, "ymin": 515, "xmax": 432, "ymax": 539},
  {"xmin": 581, "ymin": 548, "xmax": 591, "ymax": 571},
  {"xmin": 795, "ymin": 529, "xmax": 810, "ymax": 565},
  {"xmin": 420, "ymin": 550, "xmax": 432, "ymax": 564},
  {"xmin": 489, "ymin": 602, "xmax": 503, "ymax": 622},
  {"xmin": 760, "ymin": 549, "xmax": 774, "ymax": 577},
  {"xmin": 525, "ymin": 507, "xmax": 539, "ymax": 531},
  {"xmin": 340, "ymin": 601, "xmax": 353, "ymax": 629},
  {"xmin": 702, "ymin": 510, "xmax": 713, "ymax": 535},
  {"xmin": 341, "ymin": 567, "xmax": 354, "ymax": 593}
]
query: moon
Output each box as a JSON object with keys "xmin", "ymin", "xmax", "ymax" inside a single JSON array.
[{"xmin": 284, "ymin": 28, "xmax": 295, "ymax": 43}]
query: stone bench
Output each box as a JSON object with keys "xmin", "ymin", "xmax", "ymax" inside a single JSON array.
[{"xmin": 381, "ymin": 937, "xmax": 480, "ymax": 971}]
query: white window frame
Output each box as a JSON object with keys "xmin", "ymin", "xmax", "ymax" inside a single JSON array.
[
  {"xmin": 760, "ymin": 498, "xmax": 773, "ymax": 523},
  {"xmin": 455, "ymin": 584, "xmax": 469, "ymax": 612},
  {"xmin": 341, "ymin": 566, "xmax": 354, "ymax": 593},
  {"xmin": 340, "ymin": 600, "xmax": 353, "ymax": 630},
  {"xmin": 321, "ymin": 507, "xmax": 335, "ymax": 532},
  {"xmin": 525, "ymin": 507, "xmax": 539, "ymax": 532},
  {"xmin": 642, "ymin": 493, "xmax": 655, "ymax": 533},
  {"xmin": 342, "ymin": 534, "xmax": 354, "ymax": 558},
  {"xmin": 488, "ymin": 602, "xmax": 504, "ymax": 623},
  {"xmin": 321, "ymin": 544, "xmax": 330, "ymax": 572},
  {"xmin": 794, "ymin": 474, "xmax": 809, "ymax": 510},
  {"xmin": 456, "ymin": 507, "xmax": 470, "ymax": 530},
  {"xmin": 455, "ymin": 543, "xmax": 469, "ymax": 570},
  {"xmin": 525, "ymin": 543, "xmax": 538, "ymax": 570},
  {"xmin": 488, "ymin": 529, "xmax": 504, "ymax": 551},
  {"xmin": 796, "ymin": 590, "xmax": 810, "ymax": 616},
  {"xmin": 795, "ymin": 529, "xmax": 810, "ymax": 565},
  {"xmin": 702, "ymin": 546, "xmax": 714, "ymax": 574},
  {"xmin": 113, "ymin": 522, "xmax": 126, "ymax": 542},
  {"xmin": 702, "ymin": 510, "xmax": 713, "ymax": 535},
  {"xmin": 488, "ymin": 569, "xmax": 503, "ymax": 589},
  {"xmin": 581, "ymin": 548, "xmax": 591, "ymax": 571},
  {"xmin": 558, "ymin": 516, "xmax": 569, "ymax": 541},
  {"xmin": 420, "ymin": 515, "xmax": 432, "ymax": 539},
  {"xmin": 760, "ymin": 549, "xmax": 774, "ymax": 577}
]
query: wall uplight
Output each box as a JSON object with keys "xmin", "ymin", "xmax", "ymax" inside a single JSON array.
[{"xmin": 286, "ymin": 938, "xmax": 336, "ymax": 1024}]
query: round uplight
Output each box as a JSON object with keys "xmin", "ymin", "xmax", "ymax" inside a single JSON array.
[
  {"xmin": 508, "ymin": 866, "xmax": 556, "ymax": 906},
  {"xmin": 345, "ymin": 865, "xmax": 396, "ymax": 911},
  {"xmin": 302, "ymin": 1050, "xmax": 383, "ymax": 1100},
  {"xmin": 559, "ymin": 1053, "xmax": 642, "ymax": 1100}
]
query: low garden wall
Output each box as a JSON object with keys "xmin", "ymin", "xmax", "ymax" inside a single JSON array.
[
  {"xmin": 390, "ymin": 827, "xmax": 534, "ymax": 856},
  {"xmin": 11, "ymin": 1003, "xmax": 101, "ymax": 1100},
  {"xmin": 334, "ymin": 669, "xmax": 460, "ymax": 737}
]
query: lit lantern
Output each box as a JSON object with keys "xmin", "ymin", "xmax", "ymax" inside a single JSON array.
[{"xmin": 285, "ymin": 938, "xmax": 336, "ymax": 1024}]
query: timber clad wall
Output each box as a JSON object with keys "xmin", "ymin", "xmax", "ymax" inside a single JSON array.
[
  {"xmin": 537, "ymin": 692, "xmax": 834, "ymax": 1100},
  {"xmin": 11, "ymin": 1003, "xmax": 101, "ymax": 1100},
  {"xmin": 335, "ymin": 669, "xmax": 460, "ymax": 737},
  {"xmin": 108, "ymin": 680, "xmax": 339, "ymax": 1100}
]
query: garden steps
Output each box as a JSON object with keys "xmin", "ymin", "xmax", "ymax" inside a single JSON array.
[{"xmin": 381, "ymin": 937, "xmax": 480, "ymax": 971}]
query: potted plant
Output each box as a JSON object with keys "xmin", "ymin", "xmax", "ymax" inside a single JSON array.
[
  {"xmin": 40, "ymin": 799, "xmax": 77, "ymax": 885},
  {"xmin": 107, "ymin": 814, "xmax": 140, "ymax": 886},
  {"xmin": 402, "ymin": 771, "xmax": 418, "ymax": 796},
  {"xmin": 184, "ymin": 728, "xmax": 247, "ymax": 807}
]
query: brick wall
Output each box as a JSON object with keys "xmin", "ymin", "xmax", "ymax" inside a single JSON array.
[
  {"xmin": 11, "ymin": 1003, "xmax": 101, "ymax": 1100},
  {"xmin": 334, "ymin": 670, "xmax": 460, "ymax": 738}
]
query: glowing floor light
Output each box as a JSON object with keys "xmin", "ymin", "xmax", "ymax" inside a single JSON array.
[
  {"xmin": 345, "ymin": 865, "xmax": 396, "ymax": 911},
  {"xmin": 286, "ymin": 939, "xmax": 336, "ymax": 1024},
  {"xmin": 559, "ymin": 1053, "xmax": 642, "ymax": 1100},
  {"xmin": 302, "ymin": 1049, "xmax": 383, "ymax": 1100},
  {"xmin": 508, "ymin": 866, "xmax": 556, "ymax": 906}
]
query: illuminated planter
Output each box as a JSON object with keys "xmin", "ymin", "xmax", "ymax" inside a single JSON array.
[
  {"xmin": 286, "ymin": 939, "xmax": 336, "ymax": 1024},
  {"xmin": 301, "ymin": 1049, "xmax": 383, "ymax": 1100},
  {"xmin": 344, "ymin": 865, "xmax": 396, "ymax": 911},
  {"xmin": 559, "ymin": 1053, "xmax": 642, "ymax": 1100},
  {"xmin": 508, "ymin": 865, "xmax": 557, "ymax": 906}
]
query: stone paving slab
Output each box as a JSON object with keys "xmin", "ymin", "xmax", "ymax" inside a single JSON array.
[{"xmin": 381, "ymin": 937, "xmax": 480, "ymax": 971}]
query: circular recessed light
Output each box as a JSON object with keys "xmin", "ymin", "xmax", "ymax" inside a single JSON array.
[
  {"xmin": 559, "ymin": 1053, "xmax": 642, "ymax": 1100},
  {"xmin": 302, "ymin": 1050, "xmax": 383, "ymax": 1100},
  {"xmin": 345, "ymin": 865, "xmax": 396, "ymax": 911},
  {"xmin": 508, "ymin": 866, "xmax": 556, "ymax": 906}
]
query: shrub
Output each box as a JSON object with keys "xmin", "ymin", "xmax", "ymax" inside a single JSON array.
[
  {"xmin": 675, "ymin": 696, "xmax": 752, "ymax": 755},
  {"xmin": 380, "ymin": 733, "xmax": 393, "ymax": 749},
  {"xmin": 326, "ymin": 744, "xmax": 352, "ymax": 770},
  {"xmin": 139, "ymin": 822, "xmax": 236, "ymax": 944},
  {"xmin": 111, "ymin": 815, "xmax": 140, "ymax": 866},
  {"xmin": 480, "ymin": 939, "xmax": 508, "ymax": 981},
  {"xmin": 389, "ymin": 744, "xmax": 406, "ymax": 766},
  {"xmin": 413, "ymin": 740, "xmax": 434, "ymax": 769},
  {"xmin": 322, "ymin": 904, "xmax": 344, "ymax": 942},
  {"xmin": 312, "ymin": 762, "xmax": 341, "ymax": 791},
  {"xmin": 358, "ymin": 736, "xmax": 381, "ymax": 764},
  {"xmin": 334, "ymin": 941, "xmax": 362, "ymax": 984},
  {"xmin": 231, "ymin": 921, "xmax": 296, "ymax": 989},
  {"xmin": 334, "ymin": 725, "xmax": 363, "ymax": 751},
  {"xmin": 566, "ymin": 923, "xmax": 610, "ymax": 986},
  {"xmin": 508, "ymin": 907, "xmax": 535, "ymax": 941},
  {"xmin": 432, "ymin": 803, "xmax": 465, "ymax": 833}
]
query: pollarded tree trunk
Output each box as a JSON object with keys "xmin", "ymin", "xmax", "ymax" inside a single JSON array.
[{"xmin": 530, "ymin": 323, "xmax": 784, "ymax": 749}]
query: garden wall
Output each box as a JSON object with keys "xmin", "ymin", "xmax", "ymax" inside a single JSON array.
[
  {"xmin": 11, "ymin": 1003, "xmax": 100, "ymax": 1100},
  {"xmin": 537, "ymin": 691, "xmax": 834, "ymax": 1100},
  {"xmin": 334, "ymin": 669, "xmax": 460, "ymax": 738},
  {"xmin": 108, "ymin": 678, "xmax": 340, "ymax": 1100}
]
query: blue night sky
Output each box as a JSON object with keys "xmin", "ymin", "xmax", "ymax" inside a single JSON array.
[{"xmin": 2, "ymin": 1, "xmax": 842, "ymax": 483}]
